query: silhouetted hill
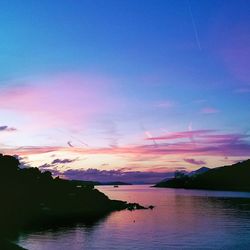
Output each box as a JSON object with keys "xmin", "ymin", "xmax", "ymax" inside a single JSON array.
[
  {"xmin": 0, "ymin": 154, "xmax": 146, "ymax": 249},
  {"xmin": 154, "ymin": 160, "xmax": 250, "ymax": 191}
]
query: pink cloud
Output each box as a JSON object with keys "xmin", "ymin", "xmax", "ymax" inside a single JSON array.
[
  {"xmin": 198, "ymin": 133, "xmax": 249, "ymax": 144},
  {"xmin": 3, "ymin": 131, "xmax": 249, "ymax": 158},
  {"xmin": 0, "ymin": 73, "xmax": 118, "ymax": 129},
  {"xmin": 146, "ymin": 129, "xmax": 215, "ymax": 141},
  {"xmin": 2, "ymin": 129, "xmax": 250, "ymax": 169}
]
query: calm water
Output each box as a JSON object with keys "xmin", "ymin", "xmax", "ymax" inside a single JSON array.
[{"xmin": 17, "ymin": 185, "xmax": 250, "ymax": 249}]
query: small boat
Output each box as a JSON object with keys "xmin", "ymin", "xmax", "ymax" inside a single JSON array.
[{"xmin": 114, "ymin": 185, "xmax": 119, "ymax": 188}]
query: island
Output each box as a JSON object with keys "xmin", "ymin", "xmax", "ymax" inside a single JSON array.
[
  {"xmin": 0, "ymin": 154, "xmax": 146, "ymax": 250},
  {"xmin": 154, "ymin": 159, "xmax": 250, "ymax": 191}
]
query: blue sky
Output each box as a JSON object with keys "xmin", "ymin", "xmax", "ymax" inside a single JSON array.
[{"xmin": 0, "ymin": 0, "xmax": 250, "ymax": 182}]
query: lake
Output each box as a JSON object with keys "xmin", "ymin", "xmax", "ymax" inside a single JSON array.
[{"xmin": 17, "ymin": 185, "xmax": 250, "ymax": 249}]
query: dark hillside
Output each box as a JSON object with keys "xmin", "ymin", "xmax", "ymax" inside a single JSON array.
[
  {"xmin": 154, "ymin": 160, "xmax": 250, "ymax": 191},
  {"xmin": 0, "ymin": 154, "xmax": 146, "ymax": 248}
]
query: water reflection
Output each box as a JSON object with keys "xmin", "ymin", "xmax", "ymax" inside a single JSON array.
[{"xmin": 18, "ymin": 186, "xmax": 250, "ymax": 249}]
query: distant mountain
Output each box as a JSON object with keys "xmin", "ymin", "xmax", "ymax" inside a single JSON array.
[
  {"xmin": 154, "ymin": 160, "xmax": 250, "ymax": 192},
  {"xmin": 188, "ymin": 167, "xmax": 210, "ymax": 176},
  {"xmin": 70, "ymin": 180, "xmax": 132, "ymax": 186}
]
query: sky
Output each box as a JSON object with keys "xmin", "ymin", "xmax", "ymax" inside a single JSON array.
[{"xmin": 0, "ymin": 0, "xmax": 250, "ymax": 183}]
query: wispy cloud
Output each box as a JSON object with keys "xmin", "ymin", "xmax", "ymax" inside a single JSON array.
[
  {"xmin": 0, "ymin": 73, "xmax": 118, "ymax": 129},
  {"xmin": 5, "ymin": 129, "xmax": 250, "ymax": 158},
  {"xmin": 146, "ymin": 129, "xmax": 215, "ymax": 141},
  {"xmin": 184, "ymin": 158, "xmax": 206, "ymax": 165},
  {"xmin": 2, "ymin": 129, "xmax": 250, "ymax": 171},
  {"xmin": 198, "ymin": 133, "xmax": 248, "ymax": 144},
  {"xmin": 51, "ymin": 158, "xmax": 78, "ymax": 164}
]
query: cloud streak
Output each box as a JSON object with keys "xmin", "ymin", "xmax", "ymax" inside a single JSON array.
[
  {"xmin": 4, "ymin": 129, "xmax": 249, "ymax": 158},
  {"xmin": 0, "ymin": 73, "xmax": 118, "ymax": 129},
  {"xmin": 146, "ymin": 129, "xmax": 215, "ymax": 141},
  {"xmin": 184, "ymin": 158, "xmax": 206, "ymax": 165},
  {"xmin": 51, "ymin": 158, "xmax": 78, "ymax": 164}
]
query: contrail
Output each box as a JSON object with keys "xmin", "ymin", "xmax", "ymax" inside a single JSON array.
[
  {"xmin": 187, "ymin": 0, "xmax": 202, "ymax": 51},
  {"xmin": 139, "ymin": 123, "xmax": 158, "ymax": 147},
  {"xmin": 69, "ymin": 134, "xmax": 89, "ymax": 147},
  {"xmin": 145, "ymin": 131, "xmax": 158, "ymax": 147}
]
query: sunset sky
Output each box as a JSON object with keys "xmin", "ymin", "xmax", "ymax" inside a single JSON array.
[{"xmin": 0, "ymin": 0, "xmax": 250, "ymax": 183}]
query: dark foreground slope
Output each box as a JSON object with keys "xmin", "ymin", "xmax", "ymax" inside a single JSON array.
[
  {"xmin": 154, "ymin": 159, "xmax": 250, "ymax": 191},
  {"xmin": 0, "ymin": 154, "xmax": 145, "ymax": 249}
]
